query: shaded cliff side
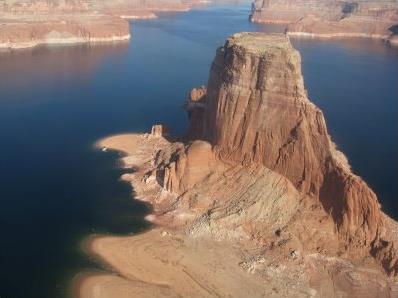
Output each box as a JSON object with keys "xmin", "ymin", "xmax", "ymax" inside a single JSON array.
[{"xmin": 250, "ymin": 0, "xmax": 398, "ymax": 42}]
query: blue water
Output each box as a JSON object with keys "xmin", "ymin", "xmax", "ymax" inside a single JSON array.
[{"xmin": 0, "ymin": 3, "xmax": 396, "ymax": 298}]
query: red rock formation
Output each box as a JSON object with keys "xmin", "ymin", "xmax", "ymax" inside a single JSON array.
[
  {"xmin": 162, "ymin": 140, "xmax": 216, "ymax": 193},
  {"xmin": 185, "ymin": 86, "xmax": 207, "ymax": 140},
  {"xmin": 185, "ymin": 32, "xmax": 397, "ymax": 275}
]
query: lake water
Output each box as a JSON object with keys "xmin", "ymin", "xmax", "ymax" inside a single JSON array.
[{"xmin": 0, "ymin": 2, "xmax": 397, "ymax": 298}]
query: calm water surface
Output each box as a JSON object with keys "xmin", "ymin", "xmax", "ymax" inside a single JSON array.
[{"xmin": 0, "ymin": 2, "xmax": 397, "ymax": 298}]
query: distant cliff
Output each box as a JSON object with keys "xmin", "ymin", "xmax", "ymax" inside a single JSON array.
[
  {"xmin": 0, "ymin": 0, "xmax": 196, "ymax": 14},
  {"xmin": 250, "ymin": 0, "xmax": 398, "ymax": 42},
  {"xmin": 0, "ymin": 0, "xmax": 204, "ymax": 49}
]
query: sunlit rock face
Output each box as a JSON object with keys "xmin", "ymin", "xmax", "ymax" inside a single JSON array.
[
  {"xmin": 185, "ymin": 32, "xmax": 397, "ymax": 276},
  {"xmin": 250, "ymin": 0, "xmax": 398, "ymax": 40}
]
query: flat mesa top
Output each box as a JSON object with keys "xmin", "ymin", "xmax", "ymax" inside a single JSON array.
[{"xmin": 226, "ymin": 32, "xmax": 292, "ymax": 54}]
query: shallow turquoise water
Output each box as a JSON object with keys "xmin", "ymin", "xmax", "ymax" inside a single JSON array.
[{"xmin": 0, "ymin": 3, "xmax": 396, "ymax": 297}]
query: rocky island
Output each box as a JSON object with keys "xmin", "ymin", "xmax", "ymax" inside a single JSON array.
[
  {"xmin": 250, "ymin": 0, "xmax": 398, "ymax": 44},
  {"xmin": 0, "ymin": 0, "xmax": 204, "ymax": 49},
  {"xmin": 78, "ymin": 32, "xmax": 398, "ymax": 297}
]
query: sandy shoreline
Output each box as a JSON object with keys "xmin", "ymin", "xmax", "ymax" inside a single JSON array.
[
  {"xmin": 77, "ymin": 228, "xmax": 281, "ymax": 298},
  {"xmin": 76, "ymin": 132, "xmax": 397, "ymax": 298},
  {"xmin": 77, "ymin": 134, "xmax": 284, "ymax": 298},
  {"xmin": 95, "ymin": 133, "xmax": 143, "ymax": 156},
  {"xmin": 0, "ymin": 35, "xmax": 131, "ymax": 50}
]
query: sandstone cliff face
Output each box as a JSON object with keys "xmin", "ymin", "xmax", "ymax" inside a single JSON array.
[
  {"xmin": 183, "ymin": 32, "xmax": 397, "ymax": 275},
  {"xmin": 250, "ymin": 0, "xmax": 398, "ymax": 40},
  {"xmin": 161, "ymin": 140, "xmax": 217, "ymax": 193}
]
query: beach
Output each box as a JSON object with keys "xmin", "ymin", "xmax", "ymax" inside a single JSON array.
[
  {"xmin": 77, "ymin": 133, "xmax": 310, "ymax": 298},
  {"xmin": 76, "ymin": 132, "xmax": 397, "ymax": 298},
  {"xmin": 77, "ymin": 227, "xmax": 279, "ymax": 298}
]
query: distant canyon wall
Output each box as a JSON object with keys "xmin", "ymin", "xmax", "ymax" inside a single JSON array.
[
  {"xmin": 0, "ymin": 0, "xmax": 197, "ymax": 14},
  {"xmin": 0, "ymin": 0, "xmax": 204, "ymax": 49},
  {"xmin": 0, "ymin": 15, "xmax": 131, "ymax": 49},
  {"xmin": 250, "ymin": 0, "xmax": 398, "ymax": 42}
]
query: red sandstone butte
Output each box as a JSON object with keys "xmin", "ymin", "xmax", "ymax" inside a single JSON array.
[
  {"xmin": 91, "ymin": 33, "xmax": 397, "ymax": 297},
  {"xmin": 182, "ymin": 33, "xmax": 397, "ymax": 276}
]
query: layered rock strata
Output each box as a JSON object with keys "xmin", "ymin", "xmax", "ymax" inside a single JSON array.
[
  {"xmin": 184, "ymin": 32, "xmax": 397, "ymax": 275},
  {"xmin": 0, "ymin": 14, "xmax": 130, "ymax": 49},
  {"xmin": 250, "ymin": 0, "xmax": 398, "ymax": 42}
]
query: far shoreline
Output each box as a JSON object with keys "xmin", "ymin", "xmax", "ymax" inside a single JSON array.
[{"xmin": 0, "ymin": 35, "xmax": 131, "ymax": 51}]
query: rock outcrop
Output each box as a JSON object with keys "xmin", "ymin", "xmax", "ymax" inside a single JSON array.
[
  {"xmin": 250, "ymin": 0, "xmax": 398, "ymax": 41},
  {"xmin": 151, "ymin": 124, "xmax": 168, "ymax": 137},
  {"xmin": 190, "ymin": 32, "xmax": 381, "ymax": 242},
  {"xmin": 162, "ymin": 140, "xmax": 217, "ymax": 193},
  {"xmin": 163, "ymin": 32, "xmax": 397, "ymax": 277}
]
